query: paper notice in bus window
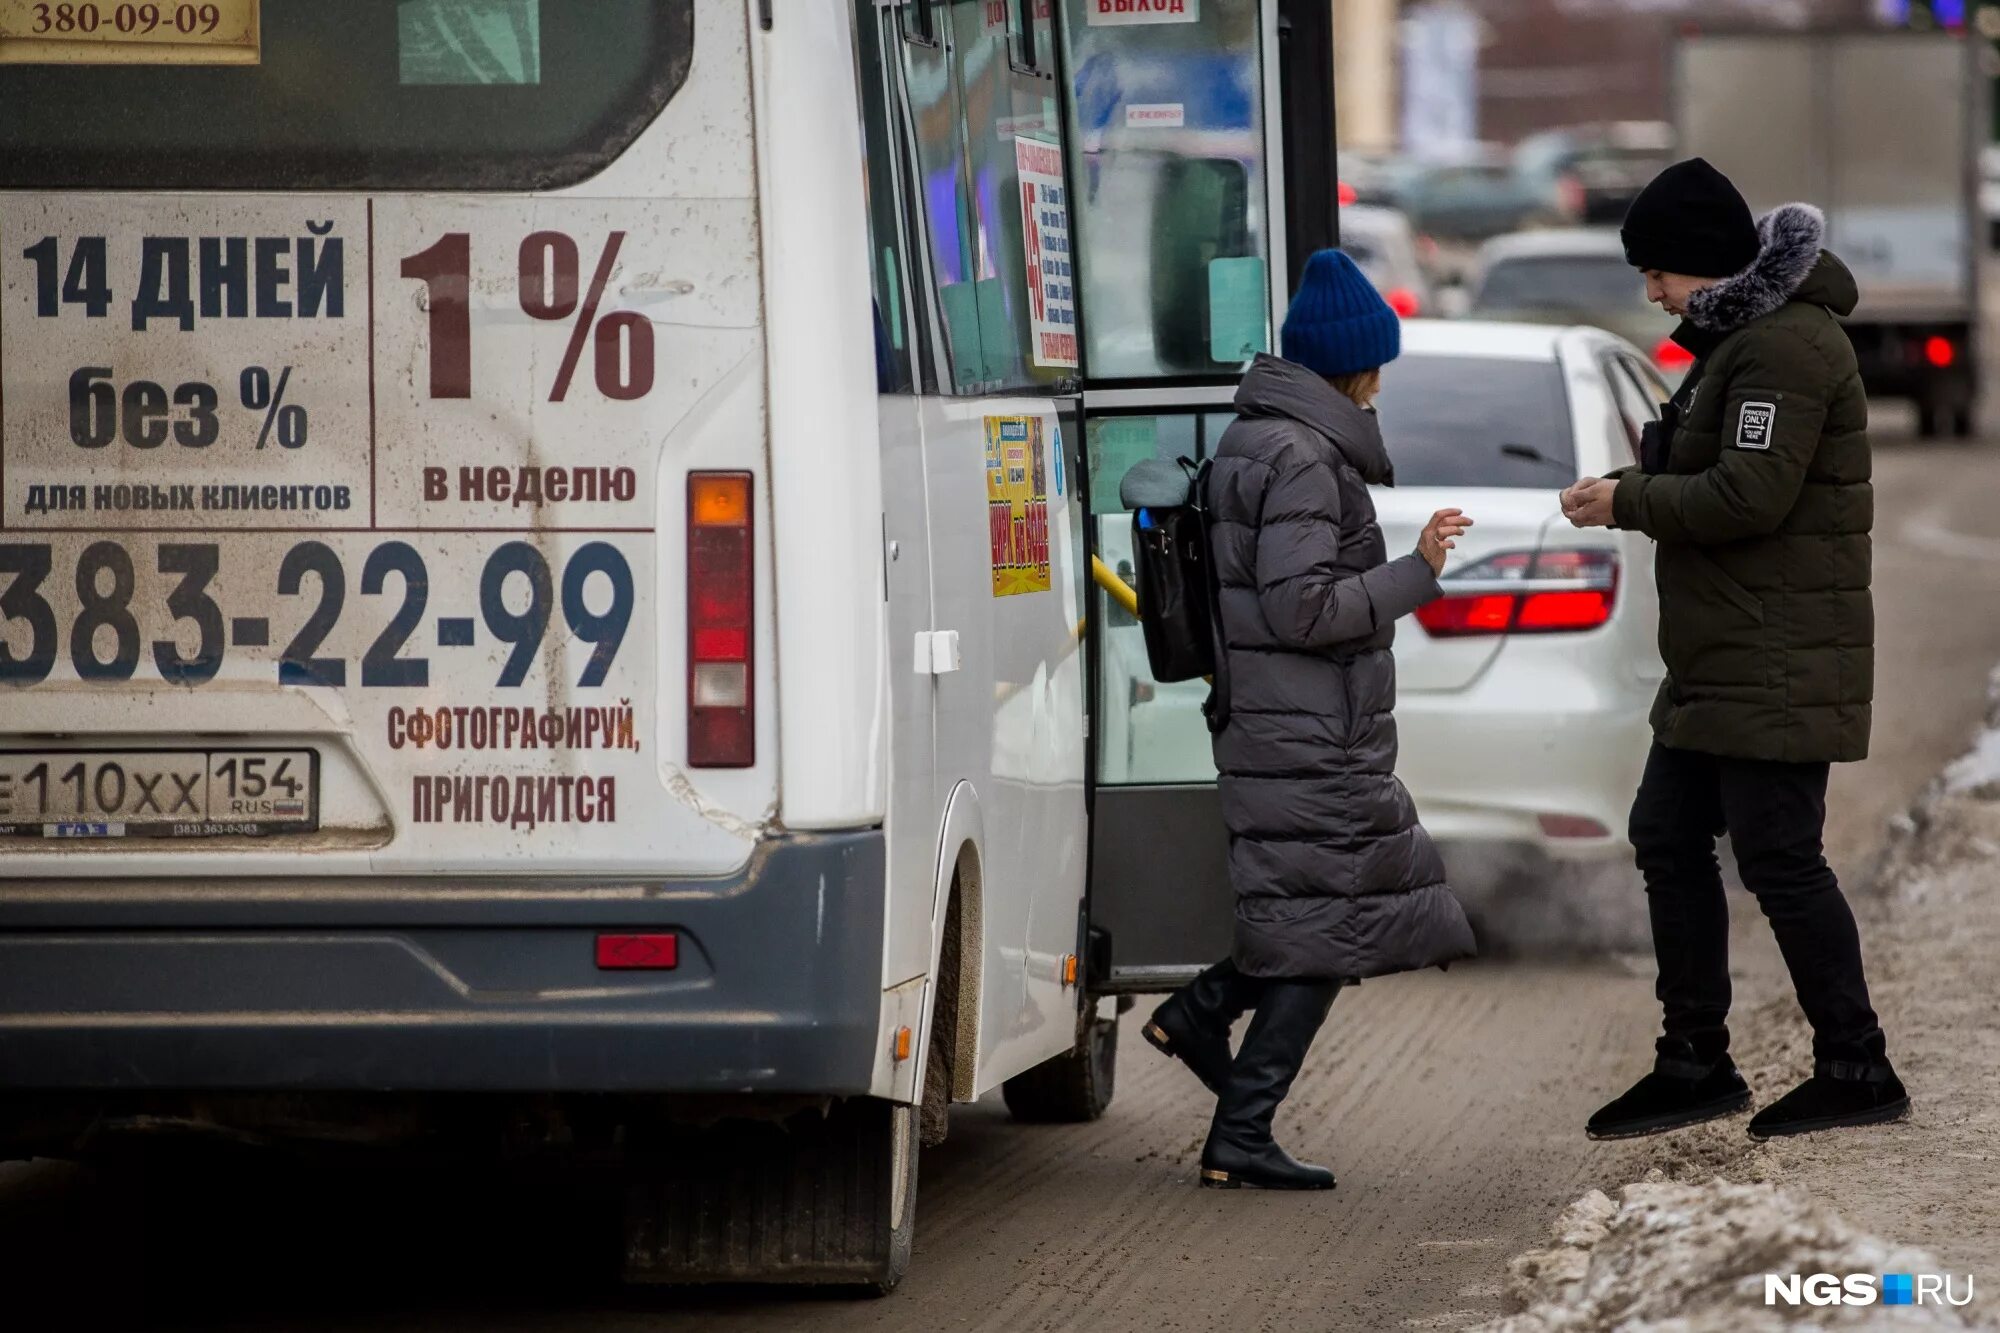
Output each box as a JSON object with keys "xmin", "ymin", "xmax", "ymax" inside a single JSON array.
[
  {"xmin": 399, "ymin": 0, "xmax": 540, "ymax": 86},
  {"xmin": 1087, "ymin": 417, "xmax": 1159, "ymax": 517},
  {"xmin": 1208, "ymin": 256, "xmax": 1269, "ymax": 365},
  {"xmin": 986, "ymin": 416, "xmax": 1052, "ymax": 598},
  {"xmin": 1015, "ymin": 137, "xmax": 1078, "ymax": 371},
  {"xmin": 0, "ymin": 0, "xmax": 259, "ymax": 64}
]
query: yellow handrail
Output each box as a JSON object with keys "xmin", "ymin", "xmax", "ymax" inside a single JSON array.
[{"xmin": 1091, "ymin": 554, "xmax": 1138, "ymax": 617}]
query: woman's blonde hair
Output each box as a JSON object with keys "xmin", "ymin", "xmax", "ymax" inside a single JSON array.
[{"xmin": 1329, "ymin": 368, "xmax": 1382, "ymax": 408}]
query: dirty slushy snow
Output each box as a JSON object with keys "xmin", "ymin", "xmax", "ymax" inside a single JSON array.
[
  {"xmin": 1478, "ymin": 674, "xmax": 2000, "ymax": 1332},
  {"xmin": 1480, "ymin": 1179, "xmax": 1986, "ymax": 1332}
]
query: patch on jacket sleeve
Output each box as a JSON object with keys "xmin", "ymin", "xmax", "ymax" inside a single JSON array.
[{"xmin": 1735, "ymin": 401, "xmax": 1777, "ymax": 450}]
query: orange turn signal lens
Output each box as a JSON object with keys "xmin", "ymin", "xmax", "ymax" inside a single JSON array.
[
  {"xmin": 894, "ymin": 1026, "xmax": 913, "ymax": 1062},
  {"xmin": 1062, "ymin": 954, "xmax": 1079, "ymax": 987},
  {"xmin": 690, "ymin": 472, "xmax": 751, "ymax": 527}
]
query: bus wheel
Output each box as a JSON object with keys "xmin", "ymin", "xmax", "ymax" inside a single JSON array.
[
  {"xmin": 1001, "ymin": 1010, "xmax": 1118, "ymax": 1123},
  {"xmin": 622, "ymin": 1097, "xmax": 919, "ymax": 1294}
]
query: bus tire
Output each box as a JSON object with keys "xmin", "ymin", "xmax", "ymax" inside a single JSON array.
[
  {"xmin": 1000, "ymin": 1011, "xmax": 1118, "ymax": 1123},
  {"xmin": 622, "ymin": 1096, "xmax": 920, "ymax": 1293}
]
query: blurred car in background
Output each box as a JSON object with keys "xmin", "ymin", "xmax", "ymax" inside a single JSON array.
[
  {"xmin": 1096, "ymin": 320, "xmax": 1666, "ymax": 859},
  {"xmin": 1341, "ymin": 152, "xmax": 1426, "ymax": 210},
  {"xmin": 1390, "ymin": 147, "xmax": 1572, "ymax": 243},
  {"xmin": 1979, "ymin": 142, "xmax": 2000, "ymax": 249},
  {"xmin": 1514, "ymin": 121, "xmax": 1673, "ymax": 227},
  {"xmin": 1467, "ymin": 229, "xmax": 1687, "ymax": 385},
  {"xmin": 1339, "ymin": 203, "xmax": 1433, "ymax": 318}
]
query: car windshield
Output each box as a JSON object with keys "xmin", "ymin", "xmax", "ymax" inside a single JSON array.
[
  {"xmin": 1376, "ymin": 354, "xmax": 1574, "ymax": 488},
  {"xmin": 1475, "ymin": 256, "xmax": 1648, "ymax": 312}
]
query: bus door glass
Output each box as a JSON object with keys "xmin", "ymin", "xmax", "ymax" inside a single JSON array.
[{"xmin": 1060, "ymin": 0, "xmax": 1277, "ymax": 990}]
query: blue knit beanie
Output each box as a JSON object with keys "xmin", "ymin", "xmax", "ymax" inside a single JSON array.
[{"xmin": 1280, "ymin": 248, "xmax": 1401, "ymax": 378}]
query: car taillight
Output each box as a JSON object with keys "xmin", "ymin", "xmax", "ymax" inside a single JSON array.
[
  {"xmin": 1925, "ymin": 335, "xmax": 1956, "ymax": 368},
  {"xmin": 1337, "ymin": 179, "xmax": 1358, "ymax": 207},
  {"xmin": 1653, "ymin": 337, "xmax": 1696, "ymax": 373},
  {"xmin": 1385, "ymin": 286, "xmax": 1421, "ymax": 318},
  {"xmin": 1415, "ymin": 549, "xmax": 1619, "ymax": 638},
  {"xmin": 688, "ymin": 471, "xmax": 754, "ymax": 767},
  {"xmin": 1557, "ymin": 173, "xmax": 1586, "ymax": 218}
]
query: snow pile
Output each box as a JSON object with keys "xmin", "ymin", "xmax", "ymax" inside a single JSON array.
[
  {"xmin": 1476, "ymin": 1178, "xmax": 1991, "ymax": 1332},
  {"xmin": 1941, "ymin": 666, "xmax": 2000, "ymax": 798},
  {"xmin": 1941, "ymin": 724, "xmax": 2000, "ymax": 798}
]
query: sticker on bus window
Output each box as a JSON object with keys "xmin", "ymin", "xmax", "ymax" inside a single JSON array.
[
  {"xmin": 399, "ymin": 0, "xmax": 540, "ymax": 87},
  {"xmin": 986, "ymin": 417, "xmax": 1052, "ymax": 597},
  {"xmin": 0, "ymin": 0, "xmax": 260, "ymax": 65},
  {"xmin": 1015, "ymin": 137, "xmax": 1078, "ymax": 371}
]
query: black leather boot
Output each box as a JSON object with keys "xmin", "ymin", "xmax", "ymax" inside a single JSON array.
[
  {"xmin": 1748, "ymin": 1061, "xmax": 1909, "ymax": 1140},
  {"xmin": 1199, "ymin": 978, "xmax": 1339, "ymax": 1190},
  {"xmin": 1587, "ymin": 1040, "xmax": 1751, "ymax": 1140},
  {"xmin": 1145, "ymin": 958, "xmax": 1258, "ymax": 1095}
]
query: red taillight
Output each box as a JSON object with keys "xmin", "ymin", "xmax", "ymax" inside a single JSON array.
[
  {"xmin": 1653, "ymin": 337, "xmax": 1695, "ymax": 373},
  {"xmin": 596, "ymin": 933, "xmax": 679, "ymax": 970},
  {"xmin": 1925, "ymin": 335, "xmax": 1955, "ymax": 368},
  {"xmin": 688, "ymin": 472, "xmax": 754, "ymax": 768},
  {"xmin": 1537, "ymin": 814, "xmax": 1611, "ymax": 839},
  {"xmin": 1337, "ymin": 179, "xmax": 1358, "ymax": 207},
  {"xmin": 1414, "ymin": 593, "xmax": 1516, "ymax": 636},
  {"xmin": 1415, "ymin": 549, "xmax": 1619, "ymax": 638},
  {"xmin": 1557, "ymin": 173, "xmax": 1585, "ymax": 218},
  {"xmin": 1516, "ymin": 590, "xmax": 1614, "ymax": 630},
  {"xmin": 1385, "ymin": 286, "xmax": 1421, "ymax": 318}
]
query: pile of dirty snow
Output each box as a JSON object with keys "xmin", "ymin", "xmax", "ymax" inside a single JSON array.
[
  {"xmin": 1477, "ymin": 1177, "xmax": 1991, "ymax": 1332},
  {"xmin": 1941, "ymin": 666, "xmax": 2000, "ymax": 799}
]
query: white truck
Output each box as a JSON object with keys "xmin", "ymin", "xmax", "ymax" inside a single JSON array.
[{"xmin": 1675, "ymin": 29, "xmax": 1983, "ymax": 437}]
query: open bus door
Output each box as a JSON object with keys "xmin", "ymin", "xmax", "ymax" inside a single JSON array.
[{"xmin": 1069, "ymin": 0, "xmax": 1336, "ymax": 992}]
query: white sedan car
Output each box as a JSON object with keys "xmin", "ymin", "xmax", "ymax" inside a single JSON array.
[{"xmin": 1097, "ymin": 319, "xmax": 1667, "ymax": 860}]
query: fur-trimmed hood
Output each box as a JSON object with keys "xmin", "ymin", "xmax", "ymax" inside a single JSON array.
[{"xmin": 1684, "ymin": 203, "xmax": 1856, "ymax": 332}]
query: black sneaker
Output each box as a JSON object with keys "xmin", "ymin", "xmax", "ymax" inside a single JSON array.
[
  {"xmin": 1587, "ymin": 1055, "xmax": 1752, "ymax": 1140},
  {"xmin": 1748, "ymin": 1062, "xmax": 1909, "ymax": 1140}
]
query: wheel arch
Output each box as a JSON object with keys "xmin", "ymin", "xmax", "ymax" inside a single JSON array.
[{"xmin": 922, "ymin": 782, "xmax": 985, "ymax": 1106}]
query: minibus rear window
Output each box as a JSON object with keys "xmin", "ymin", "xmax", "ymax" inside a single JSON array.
[{"xmin": 0, "ymin": 0, "xmax": 693, "ymax": 191}]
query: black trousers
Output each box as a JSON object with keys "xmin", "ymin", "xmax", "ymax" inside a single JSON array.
[{"xmin": 1629, "ymin": 741, "xmax": 1887, "ymax": 1068}]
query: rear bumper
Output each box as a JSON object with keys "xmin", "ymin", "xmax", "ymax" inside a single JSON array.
[
  {"xmin": 0, "ymin": 830, "xmax": 885, "ymax": 1094},
  {"xmin": 1397, "ymin": 658, "xmax": 1655, "ymax": 860}
]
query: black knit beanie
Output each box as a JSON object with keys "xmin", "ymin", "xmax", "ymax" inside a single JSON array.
[{"xmin": 1620, "ymin": 158, "xmax": 1758, "ymax": 278}]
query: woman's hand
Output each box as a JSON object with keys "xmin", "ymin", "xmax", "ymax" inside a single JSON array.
[{"xmin": 1417, "ymin": 508, "xmax": 1473, "ymax": 576}]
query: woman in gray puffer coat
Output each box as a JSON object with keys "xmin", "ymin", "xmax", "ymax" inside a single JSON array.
[{"xmin": 1143, "ymin": 249, "xmax": 1478, "ymax": 1190}]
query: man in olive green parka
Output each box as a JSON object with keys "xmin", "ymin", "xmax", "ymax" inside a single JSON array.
[{"xmin": 1562, "ymin": 158, "xmax": 1906, "ymax": 1144}]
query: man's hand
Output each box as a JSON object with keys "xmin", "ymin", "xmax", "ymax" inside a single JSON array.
[
  {"xmin": 1417, "ymin": 508, "xmax": 1474, "ymax": 576},
  {"xmin": 1561, "ymin": 477, "xmax": 1618, "ymax": 529}
]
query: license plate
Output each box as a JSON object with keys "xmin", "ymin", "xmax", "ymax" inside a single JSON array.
[{"xmin": 0, "ymin": 748, "xmax": 318, "ymax": 838}]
